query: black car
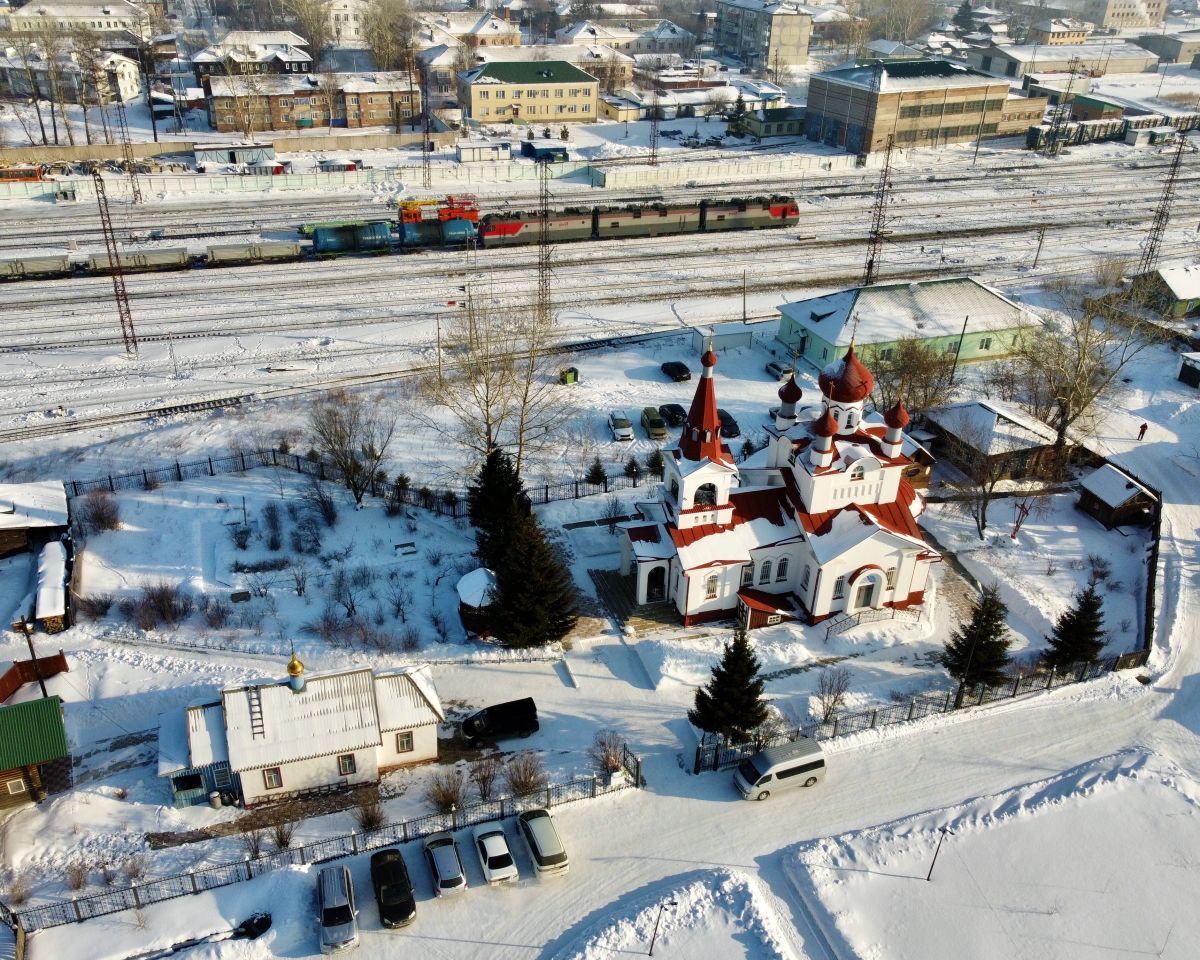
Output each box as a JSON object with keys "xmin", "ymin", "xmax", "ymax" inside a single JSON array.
[
  {"xmin": 661, "ymin": 361, "xmax": 692, "ymax": 382},
  {"xmin": 462, "ymin": 697, "xmax": 539, "ymax": 745},
  {"xmin": 370, "ymin": 848, "xmax": 417, "ymax": 928},
  {"xmin": 717, "ymin": 409, "xmax": 741, "ymax": 438},
  {"xmin": 659, "ymin": 403, "xmax": 687, "ymax": 427}
]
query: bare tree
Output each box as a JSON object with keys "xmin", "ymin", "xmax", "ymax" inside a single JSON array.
[
  {"xmin": 362, "ymin": 0, "xmax": 414, "ymax": 71},
  {"xmin": 219, "ymin": 55, "xmax": 270, "ymax": 138},
  {"xmin": 864, "ymin": 0, "xmax": 937, "ymax": 42},
  {"xmin": 285, "ymin": 0, "xmax": 334, "ymax": 68},
  {"xmin": 939, "ymin": 411, "xmax": 1013, "ymax": 540},
  {"xmin": 867, "ymin": 337, "xmax": 957, "ymax": 416},
  {"xmin": 815, "ymin": 666, "xmax": 850, "ymax": 723},
  {"xmin": 2, "ymin": 30, "xmax": 51, "ymax": 143},
  {"xmin": 307, "ymin": 388, "xmax": 399, "ymax": 505},
  {"xmin": 468, "ymin": 755, "xmax": 503, "ymax": 800}
]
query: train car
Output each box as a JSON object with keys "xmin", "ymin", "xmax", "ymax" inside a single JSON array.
[
  {"xmin": 0, "ymin": 255, "xmax": 73, "ymax": 280},
  {"xmin": 86, "ymin": 248, "xmax": 191, "ymax": 273},
  {"xmin": 479, "ymin": 208, "xmax": 594, "ymax": 247},
  {"xmin": 205, "ymin": 241, "xmax": 304, "ymax": 265},
  {"xmin": 594, "ymin": 203, "xmax": 703, "ymax": 239},
  {"xmin": 398, "ymin": 196, "xmax": 479, "ymax": 248},
  {"xmin": 0, "ymin": 165, "xmax": 45, "ymax": 183},
  {"xmin": 311, "ymin": 220, "xmax": 393, "ymax": 255},
  {"xmin": 700, "ymin": 195, "xmax": 799, "ymax": 232}
]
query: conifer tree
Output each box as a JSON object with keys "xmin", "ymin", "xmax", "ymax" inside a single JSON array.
[
  {"xmin": 940, "ymin": 584, "xmax": 1012, "ymax": 704},
  {"xmin": 646, "ymin": 449, "xmax": 665, "ymax": 478},
  {"xmin": 1044, "ymin": 581, "xmax": 1106, "ymax": 668},
  {"xmin": 585, "ymin": 456, "xmax": 607, "ymax": 486},
  {"xmin": 623, "ymin": 456, "xmax": 642, "ymax": 481},
  {"xmin": 952, "ymin": 0, "xmax": 975, "ymax": 33},
  {"xmin": 688, "ymin": 624, "xmax": 769, "ymax": 743},
  {"xmin": 489, "ymin": 511, "xmax": 578, "ymax": 648},
  {"xmin": 467, "ymin": 448, "xmax": 529, "ymax": 570}
]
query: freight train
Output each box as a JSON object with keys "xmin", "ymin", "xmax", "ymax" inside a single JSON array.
[{"xmin": 0, "ymin": 193, "xmax": 800, "ymax": 281}]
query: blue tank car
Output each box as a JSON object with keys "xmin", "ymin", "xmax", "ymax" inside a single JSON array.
[{"xmin": 311, "ymin": 220, "xmax": 393, "ymax": 255}]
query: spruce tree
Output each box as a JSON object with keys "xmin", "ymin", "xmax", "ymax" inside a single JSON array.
[
  {"xmin": 952, "ymin": 0, "xmax": 975, "ymax": 33},
  {"xmin": 940, "ymin": 584, "xmax": 1012, "ymax": 700},
  {"xmin": 489, "ymin": 511, "xmax": 578, "ymax": 648},
  {"xmin": 585, "ymin": 456, "xmax": 607, "ymax": 486},
  {"xmin": 1044, "ymin": 581, "xmax": 1106, "ymax": 668},
  {"xmin": 646, "ymin": 449, "xmax": 665, "ymax": 478},
  {"xmin": 467, "ymin": 448, "xmax": 529, "ymax": 570},
  {"xmin": 623, "ymin": 456, "xmax": 642, "ymax": 481},
  {"xmin": 688, "ymin": 625, "xmax": 769, "ymax": 743}
]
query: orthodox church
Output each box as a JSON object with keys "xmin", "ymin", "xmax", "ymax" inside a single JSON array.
[{"xmin": 619, "ymin": 344, "xmax": 940, "ymax": 628}]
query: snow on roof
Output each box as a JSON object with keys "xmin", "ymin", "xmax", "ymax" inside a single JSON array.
[
  {"xmin": 986, "ymin": 42, "xmax": 1157, "ymax": 63},
  {"xmin": 187, "ymin": 702, "xmax": 229, "ymax": 768},
  {"xmin": 156, "ymin": 710, "xmax": 189, "ymax": 776},
  {"xmin": 374, "ymin": 665, "xmax": 444, "ymax": 730},
  {"xmin": 807, "ymin": 507, "xmax": 881, "ymax": 565},
  {"xmin": 926, "ymin": 399, "xmax": 1058, "ymax": 455},
  {"xmin": 0, "ymin": 480, "xmax": 68, "ymax": 531},
  {"xmin": 818, "ymin": 59, "xmax": 999, "ymax": 93},
  {"xmin": 1157, "ymin": 265, "xmax": 1200, "ymax": 301},
  {"xmin": 477, "ymin": 43, "xmax": 633, "ymax": 65},
  {"xmin": 623, "ymin": 522, "xmax": 677, "ymax": 561},
  {"xmin": 1080, "ymin": 464, "xmax": 1154, "ymax": 508},
  {"xmin": 222, "ymin": 668, "xmax": 382, "ymax": 773},
  {"xmin": 456, "ymin": 568, "xmax": 496, "ymax": 609},
  {"xmin": 34, "ymin": 541, "xmax": 66, "ymax": 620},
  {"xmin": 778, "ymin": 277, "xmax": 1032, "ymax": 347},
  {"xmin": 671, "ymin": 488, "xmax": 803, "ymax": 571}
]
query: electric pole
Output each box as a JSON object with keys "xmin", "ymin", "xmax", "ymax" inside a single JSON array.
[
  {"xmin": 1137, "ymin": 133, "xmax": 1187, "ymax": 278},
  {"xmin": 92, "ymin": 170, "xmax": 139, "ymax": 355},
  {"xmin": 648, "ymin": 83, "xmax": 660, "ymax": 167},
  {"xmin": 1043, "ymin": 56, "xmax": 1080, "ymax": 157},
  {"xmin": 862, "ymin": 134, "xmax": 893, "ymax": 287},
  {"xmin": 113, "ymin": 98, "xmax": 143, "ymax": 203},
  {"xmin": 536, "ymin": 158, "xmax": 552, "ymax": 327},
  {"xmin": 420, "ymin": 62, "xmax": 432, "ymax": 190}
]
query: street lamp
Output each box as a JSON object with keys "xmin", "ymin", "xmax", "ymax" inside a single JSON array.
[{"xmin": 648, "ymin": 898, "xmax": 677, "ymax": 956}]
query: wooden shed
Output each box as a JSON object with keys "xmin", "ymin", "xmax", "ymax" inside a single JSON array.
[
  {"xmin": 1077, "ymin": 464, "xmax": 1156, "ymax": 529},
  {"xmin": 1178, "ymin": 352, "xmax": 1200, "ymax": 388},
  {"xmin": 0, "ymin": 696, "xmax": 73, "ymax": 809},
  {"xmin": 0, "ymin": 480, "xmax": 69, "ymax": 558},
  {"xmin": 456, "ymin": 567, "xmax": 497, "ymax": 638}
]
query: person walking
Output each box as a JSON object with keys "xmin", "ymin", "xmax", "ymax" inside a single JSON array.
[{"xmin": 1138, "ymin": 422, "xmax": 1149, "ymax": 441}]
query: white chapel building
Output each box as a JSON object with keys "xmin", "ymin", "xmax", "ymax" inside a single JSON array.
[{"xmin": 619, "ymin": 345, "xmax": 940, "ymax": 628}]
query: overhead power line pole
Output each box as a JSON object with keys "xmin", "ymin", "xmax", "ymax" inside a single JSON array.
[
  {"xmin": 1137, "ymin": 134, "xmax": 1187, "ymax": 278},
  {"xmin": 537, "ymin": 158, "xmax": 552, "ymax": 327},
  {"xmin": 113, "ymin": 97, "xmax": 143, "ymax": 204},
  {"xmin": 92, "ymin": 170, "xmax": 138, "ymax": 355},
  {"xmin": 862, "ymin": 134, "xmax": 894, "ymax": 287},
  {"xmin": 420, "ymin": 62, "xmax": 432, "ymax": 190}
]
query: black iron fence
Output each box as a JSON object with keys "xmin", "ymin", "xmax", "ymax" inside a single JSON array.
[
  {"xmin": 693, "ymin": 648, "xmax": 1150, "ymax": 774},
  {"xmin": 5, "ymin": 747, "xmax": 642, "ymax": 933}
]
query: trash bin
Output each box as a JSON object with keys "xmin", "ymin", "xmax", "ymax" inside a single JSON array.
[
  {"xmin": 209, "ymin": 791, "xmax": 222, "ymax": 809},
  {"xmin": 559, "ymin": 366, "xmax": 579, "ymax": 385}
]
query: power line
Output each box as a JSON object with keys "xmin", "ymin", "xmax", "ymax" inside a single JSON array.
[
  {"xmin": 419, "ymin": 61, "xmax": 432, "ymax": 190},
  {"xmin": 92, "ymin": 170, "xmax": 138, "ymax": 355}
]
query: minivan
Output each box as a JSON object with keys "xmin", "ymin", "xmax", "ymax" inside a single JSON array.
[
  {"xmin": 733, "ymin": 738, "xmax": 825, "ymax": 801},
  {"xmin": 516, "ymin": 808, "xmax": 569, "ymax": 877},
  {"xmin": 461, "ymin": 697, "xmax": 539, "ymax": 745},
  {"xmin": 316, "ymin": 865, "xmax": 359, "ymax": 953}
]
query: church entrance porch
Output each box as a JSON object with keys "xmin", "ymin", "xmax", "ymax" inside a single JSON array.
[{"xmin": 589, "ymin": 568, "xmax": 678, "ymax": 634}]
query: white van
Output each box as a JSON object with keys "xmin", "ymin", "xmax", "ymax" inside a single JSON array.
[{"xmin": 733, "ymin": 738, "xmax": 825, "ymax": 801}]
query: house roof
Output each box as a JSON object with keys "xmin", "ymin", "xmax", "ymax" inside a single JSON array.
[
  {"xmin": 1080, "ymin": 464, "xmax": 1154, "ymax": 509},
  {"xmin": 981, "ymin": 42, "xmax": 1157, "ymax": 64},
  {"xmin": 756, "ymin": 106, "xmax": 806, "ymax": 121},
  {"xmin": 865, "ymin": 39, "xmax": 924, "ymax": 57},
  {"xmin": 35, "ymin": 541, "xmax": 66, "ymax": 620},
  {"xmin": 216, "ymin": 30, "xmax": 308, "ymax": 49},
  {"xmin": 716, "ymin": 0, "xmax": 812, "ymax": 15},
  {"xmin": 623, "ymin": 521, "xmax": 677, "ymax": 560},
  {"xmin": 0, "ymin": 480, "xmax": 68, "ymax": 531},
  {"xmin": 374, "ymin": 666, "xmax": 444, "ymax": 731},
  {"xmin": 0, "ymin": 696, "xmax": 68, "ymax": 771},
  {"xmin": 815, "ymin": 58, "xmax": 998, "ymax": 92},
  {"xmin": 476, "ymin": 43, "xmax": 633, "ymax": 66},
  {"xmin": 669, "ymin": 486, "xmax": 804, "ymax": 571},
  {"xmin": 1156, "ymin": 264, "xmax": 1200, "ymax": 301},
  {"xmin": 778, "ymin": 277, "xmax": 1032, "ymax": 347},
  {"xmin": 206, "ymin": 70, "xmax": 414, "ymax": 98},
  {"xmin": 925, "ymin": 399, "xmax": 1058, "ymax": 455},
  {"xmin": 464, "ymin": 60, "xmax": 597, "ymax": 85}
]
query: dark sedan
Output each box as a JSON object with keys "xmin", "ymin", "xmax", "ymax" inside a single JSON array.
[
  {"xmin": 661, "ymin": 361, "xmax": 692, "ymax": 382},
  {"xmin": 659, "ymin": 403, "xmax": 687, "ymax": 426},
  {"xmin": 717, "ymin": 409, "xmax": 741, "ymax": 438},
  {"xmin": 370, "ymin": 848, "xmax": 417, "ymax": 928}
]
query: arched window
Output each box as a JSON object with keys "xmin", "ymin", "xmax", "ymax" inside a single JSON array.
[
  {"xmin": 776, "ymin": 557, "xmax": 789, "ymax": 581},
  {"xmin": 800, "ymin": 564, "xmax": 811, "ymax": 590},
  {"xmin": 846, "ymin": 409, "xmax": 859, "ymax": 430},
  {"xmin": 848, "ymin": 463, "xmax": 865, "ymax": 482},
  {"xmin": 695, "ymin": 483, "xmax": 717, "ymax": 506},
  {"xmin": 741, "ymin": 563, "xmax": 754, "ymax": 586},
  {"xmin": 669, "ymin": 479, "xmax": 680, "ymax": 500},
  {"xmin": 704, "ymin": 574, "xmax": 719, "ymax": 599},
  {"xmin": 759, "ymin": 559, "xmax": 772, "ymax": 584}
]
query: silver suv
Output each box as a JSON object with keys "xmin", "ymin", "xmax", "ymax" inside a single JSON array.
[
  {"xmin": 424, "ymin": 831, "xmax": 468, "ymax": 897},
  {"xmin": 316, "ymin": 865, "xmax": 359, "ymax": 953}
]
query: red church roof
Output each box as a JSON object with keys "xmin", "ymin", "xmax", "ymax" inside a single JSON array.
[
  {"xmin": 677, "ymin": 348, "xmax": 732, "ymax": 465},
  {"xmin": 884, "ymin": 399, "xmax": 911, "ymax": 429},
  {"xmin": 778, "ymin": 375, "xmax": 803, "ymax": 404},
  {"xmin": 818, "ymin": 344, "xmax": 875, "ymax": 403}
]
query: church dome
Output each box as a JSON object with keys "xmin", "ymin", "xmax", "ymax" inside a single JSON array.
[
  {"xmin": 818, "ymin": 344, "xmax": 874, "ymax": 403},
  {"xmin": 700, "ymin": 348, "xmax": 717, "ymax": 369},
  {"xmin": 778, "ymin": 374, "xmax": 803, "ymax": 404},
  {"xmin": 286, "ymin": 652, "xmax": 304, "ymax": 677},
  {"xmin": 884, "ymin": 398, "xmax": 911, "ymax": 429},
  {"xmin": 812, "ymin": 407, "xmax": 838, "ymax": 437}
]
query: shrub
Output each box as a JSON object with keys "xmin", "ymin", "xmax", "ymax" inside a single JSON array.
[
  {"xmin": 138, "ymin": 581, "xmax": 194, "ymax": 628},
  {"xmin": 815, "ymin": 666, "xmax": 850, "ymax": 723},
  {"xmin": 270, "ymin": 818, "xmax": 295, "ymax": 852},
  {"xmin": 1088, "ymin": 553, "xmax": 1112, "ymax": 584},
  {"xmin": 352, "ymin": 789, "xmax": 386, "ymax": 832},
  {"xmin": 263, "ymin": 502, "xmax": 281, "ymax": 537},
  {"xmin": 427, "ymin": 548, "xmax": 443, "ymax": 568},
  {"xmin": 232, "ymin": 557, "xmax": 289, "ymax": 574},
  {"xmin": 76, "ymin": 593, "xmax": 114, "ymax": 619},
  {"xmin": 431, "ymin": 612, "xmax": 450, "ymax": 643},
  {"xmin": 400, "ymin": 626, "xmax": 421, "ymax": 652},
  {"xmin": 504, "ymin": 751, "xmax": 548, "ymax": 797},
  {"xmin": 587, "ymin": 730, "xmax": 624, "ymax": 776},
  {"xmin": 121, "ymin": 855, "xmax": 147, "ymax": 881},
  {"xmin": 99, "ymin": 860, "xmax": 117, "ymax": 887},
  {"xmin": 424, "ymin": 768, "xmax": 468, "ymax": 813},
  {"xmin": 79, "ymin": 490, "xmax": 121, "ymax": 533},
  {"xmin": 6, "ymin": 870, "xmax": 31, "ymax": 905},
  {"xmin": 230, "ymin": 525, "xmax": 252, "ymax": 550},
  {"xmin": 304, "ymin": 604, "xmax": 343, "ymax": 644},
  {"xmin": 203, "ymin": 598, "xmax": 231, "ymax": 629},
  {"xmin": 241, "ymin": 829, "xmax": 266, "ymax": 858},
  {"xmin": 65, "ymin": 860, "xmax": 88, "ymax": 891},
  {"xmin": 304, "ymin": 480, "xmax": 338, "ymax": 528}
]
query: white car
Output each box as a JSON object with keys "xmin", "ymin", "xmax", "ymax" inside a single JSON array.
[
  {"xmin": 471, "ymin": 824, "xmax": 519, "ymax": 885},
  {"xmin": 608, "ymin": 410, "xmax": 634, "ymax": 441}
]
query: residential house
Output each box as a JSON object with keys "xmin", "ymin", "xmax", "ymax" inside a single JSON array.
[
  {"xmin": 419, "ymin": 11, "xmax": 522, "ymax": 47},
  {"xmin": 329, "ymin": 0, "xmax": 368, "ymax": 43},
  {"xmin": 457, "ymin": 60, "xmax": 598, "ymax": 123},
  {"xmin": 1077, "ymin": 464, "xmax": 1156, "ymax": 528},
  {"xmin": 619, "ymin": 345, "xmax": 940, "ymax": 628},
  {"xmin": 555, "ymin": 19, "xmax": 695, "ymax": 55},
  {"xmin": 0, "ymin": 481, "xmax": 68, "ymax": 558},
  {"xmin": 6, "ymin": 0, "xmax": 151, "ymax": 40},
  {"xmin": 158, "ymin": 657, "xmax": 444, "ymax": 808},
  {"xmin": 745, "ymin": 104, "xmax": 806, "ymax": 137},
  {"xmin": 1030, "ymin": 18, "xmax": 1094, "ymax": 45},
  {"xmin": 1178, "ymin": 352, "xmax": 1200, "ymax": 387},
  {"xmin": 923, "ymin": 399, "xmax": 1063, "ymax": 481},
  {"xmin": 474, "ymin": 42, "xmax": 634, "ymax": 91},
  {"xmin": 1019, "ymin": 0, "xmax": 1164, "ymax": 30},
  {"xmin": 806, "ymin": 6, "xmax": 856, "ymax": 42},
  {"xmin": 0, "ymin": 696, "xmax": 72, "ymax": 809},
  {"xmin": 865, "ymin": 39, "xmax": 925, "ymax": 59},
  {"xmin": 1133, "ymin": 264, "xmax": 1200, "ymax": 319},
  {"xmin": 966, "ymin": 42, "xmax": 1159, "ymax": 78},
  {"xmin": 193, "ymin": 31, "xmax": 312, "ymax": 86},
  {"xmin": 1132, "ymin": 29, "xmax": 1200, "ymax": 64},
  {"xmin": 0, "ymin": 47, "xmax": 142, "ymax": 103},
  {"xmin": 804, "ymin": 59, "xmax": 1048, "ymax": 154},
  {"xmin": 714, "ymin": 0, "xmax": 812, "ymax": 70}
]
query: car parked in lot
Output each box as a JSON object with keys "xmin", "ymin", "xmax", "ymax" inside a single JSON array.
[
  {"xmin": 369, "ymin": 848, "xmax": 416, "ymax": 929},
  {"xmin": 424, "ymin": 832, "xmax": 468, "ymax": 897},
  {"xmin": 316, "ymin": 865, "xmax": 360, "ymax": 954},
  {"xmin": 640, "ymin": 406, "xmax": 668, "ymax": 440},
  {"xmin": 461, "ymin": 697, "xmax": 539, "ymax": 745},
  {"xmin": 658, "ymin": 403, "xmax": 687, "ymax": 427},
  {"xmin": 766, "ymin": 360, "xmax": 793, "ymax": 381},
  {"xmin": 516, "ymin": 808, "xmax": 570, "ymax": 877},
  {"xmin": 717, "ymin": 408, "xmax": 741, "ymax": 438},
  {"xmin": 608, "ymin": 410, "xmax": 633, "ymax": 441},
  {"xmin": 660, "ymin": 360, "xmax": 692, "ymax": 382},
  {"xmin": 472, "ymin": 824, "xmax": 520, "ymax": 885}
]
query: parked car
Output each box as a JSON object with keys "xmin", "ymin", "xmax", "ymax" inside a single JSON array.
[
  {"xmin": 472, "ymin": 824, "xmax": 519, "ymax": 884},
  {"xmin": 658, "ymin": 403, "xmax": 687, "ymax": 427},
  {"xmin": 608, "ymin": 410, "xmax": 633, "ymax": 441},
  {"xmin": 516, "ymin": 808, "xmax": 570, "ymax": 877},
  {"xmin": 660, "ymin": 360, "xmax": 692, "ymax": 382},
  {"xmin": 316, "ymin": 865, "xmax": 360, "ymax": 954},
  {"xmin": 766, "ymin": 360, "xmax": 793, "ymax": 381},
  {"xmin": 461, "ymin": 697, "xmax": 539, "ymax": 745},
  {"xmin": 369, "ymin": 848, "xmax": 416, "ymax": 929},
  {"xmin": 640, "ymin": 406, "xmax": 668, "ymax": 440},
  {"xmin": 717, "ymin": 409, "xmax": 741, "ymax": 438},
  {"xmin": 423, "ymin": 832, "xmax": 468, "ymax": 897}
]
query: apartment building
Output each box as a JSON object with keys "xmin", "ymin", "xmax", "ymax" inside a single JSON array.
[
  {"xmin": 457, "ymin": 60, "xmax": 598, "ymax": 123},
  {"xmin": 6, "ymin": 0, "xmax": 151, "ymax": 41},
  {"xmin": 713, "ymin": 0, "xmax": 812, "ymax": 70},
  {"xmin": 1029, "ymin": 18, "xmax": 1094, "ymax": 44},
  {"xmin": 193, "ymin": 31, "xmax": 312, "ymax": 86},
  {"xmin": 0, "ymin": 48, "xmax": 141, "ymax": 103},
  {"xmin": 1022, "ymin": 0, "xmax": 1165, "ymax": 29},
  {"xmin": 555, "ymin": 19, "xmax": 696, "ymax": 55}
]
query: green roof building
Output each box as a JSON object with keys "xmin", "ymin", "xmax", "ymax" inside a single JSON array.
[
  {"xmin": 457, "ymin": 60, "xmax": 599, "ymax": 125},
  {"xmin": 0, "ymin": 695, "xmax": 72, "ymax": 807}
]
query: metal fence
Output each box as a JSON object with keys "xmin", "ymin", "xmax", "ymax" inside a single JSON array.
[
  {"xmin": 6, "ymin": 749, "xmax": 641, "ymax": 933},
  {"xmin": 693, "ymin": 648, "xmax": 1150, "ymax": 774}
]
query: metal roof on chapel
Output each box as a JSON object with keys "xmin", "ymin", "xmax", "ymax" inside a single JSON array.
[
  {"xmin": 677, "ymin": 348, "xmax": 732, "ymax": 464},
  {"xmin": 818, "ymin": 343, "xmax": 875, "ymax": 403}
]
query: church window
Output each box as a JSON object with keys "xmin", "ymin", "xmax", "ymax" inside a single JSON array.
[
  {"xmin": 832, "ymin": 576, "xmax": 846, "ymax": 599},
  {"xmin": 670, "ymin": 479, "xmax": 680, "ymax": 500},
  {"xmin": 848, "ymin": 463, "xmax": 865, "ymax": 481},
  {"xmin": 800, "ymin": 564, "xmax": 811, "ymax": 590},
  {"xmin": 759, "ymin": 559, "xmax": 772, "ymax": 584},
  {"xmin": 846, "ymin": 409, "xmax": 859, "ymax": 429},
  {"xmin": 741, "ymin": 563, "xmax": 754, "ymax": 586},
  {"xmin": 776, "ymin": 557, "xmax": 789, "ymax": 581},
  {"xmin": 886, "ymin": 566, "xmax": 896, "ymax": 588},
  {"xmin": 705, "ymin": 574, "xmax": 719, "ymax": 599},
  {"xmin": 695, "ymin": 483, "xmax": 717, "ymax": 506}
]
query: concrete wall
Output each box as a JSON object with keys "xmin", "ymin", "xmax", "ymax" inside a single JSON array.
[{"xmin": 597, "ymin": 151, "xmax": 870, "ymax": 187}]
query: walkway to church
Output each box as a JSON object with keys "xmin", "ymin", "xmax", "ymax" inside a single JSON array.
[{"xmin": 588, "ymin": 569, "xmax": 681, "ymax": 635}]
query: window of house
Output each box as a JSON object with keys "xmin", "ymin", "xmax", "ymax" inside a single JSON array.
[
  {"xmin": 556, "ymin": 105, "xmax": 565, "ymax": 113},
  {"xmin": 741, "ymin": 563, "xmax": 754, "ymax": 586},
  {"xmin": 705, "ymin": 574, "xmax": 719, "ymax": 599},
  {"xmin": 5, "ymin": 777, "xmax": 26, "ymax": 795},
  {"xmin": 582, "ymin": 103, "xmax": 590, "ymax": 112},
  {"xmin": 801, "ymin": 564, "xmax": 811, "ymax": 590},
  {"xmin": 885, "ymin": 567, "xmax": 896, "ymax": 588},
  {"xmin": 776, "ymin": 557, "xmax": 789, "ymax": 581},
  {"xmin": 979, "ymin": 337, "xmax": 992, "ymax": 350},
  {"xmin": 496, "ymin": 90, "xmax": 505, "ymax": 99},
  {"xmin": 396, "ymin": 731, "xmax": 414, "ymax": 753},
  {"xmin": 754, "ymin": 559, "xmax": 770, "ymax": 584},
  {"xmin": 821, "ymin": 347, "xmax": 829, "ymax": 360},
  {"xmin": 481, "ymin": 107, "xmax": 490, "ymax": 116},
  {"xmin": 569, "ymin": 105, "xmax": 577, "ymax": 113},
  {"xmin": 513, "ymin": 90, "xmax": 521, "ymax": 99},
  {"xmin": 766, "ymin": 614, "xmax": 782, "ymax": 625},
  {"xmin": 479, "ymin": 90, "xmax": 488, "ymax": 99},
  {"xmin": 262, "ymin": 767, "xmax": 283, "ymax": 790},
  {"xmin": 945, "ymin": 341, "xmax": 957, "ymax": 353},
  {"xmin": 337, "ymin": 754, "xmax": 356, "ymax": 776},
  {"xmin": 849, "ymin": 463, "xmax": 865, "ymax": 481},
  {"xmin": 833, "ymin": 576, "xmax": 846, "ymax": 599},
  {"xmin": 213, "ymin": 766, "xmax": 232, "ymax": 788}
]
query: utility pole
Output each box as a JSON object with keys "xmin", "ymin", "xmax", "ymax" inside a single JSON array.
[
  {"xmin": 420, "ymin": 62, "xmax": 432, "ymax": 190},
  {"xmin": 949, "ymin": 315, "xmax": 968, "ymax": 385},
  {"xmin": 536, "ymin": 158, "xmax": 552, "ymax": 327},
  {"xmin": 742, "ymin": 270, "xmax": 747, "ymax": 321},
  {"xmin": 113, "ymin": 98, "xmax": 143, "ymax": 203},
  {"xmin": 861, "ymin": 133, "xmax": 893, "ymax": 287},
  {"xmin": 648, "ymin": 80, "xmax": 660, "ymax": 167},
  {"xmin": 1137, "ymin": 133, "xmax": 1187, "ymax": 278},
  {"xmin": 92, "ymin": 170, "xmax": 138, "ymax": 355},
  {"xmin": 1043, "ymin": 56, "xmax": 1080, "ymax": 157},
  {"xmin": 1032, "ymin": 225, "xmax": 1046, "ymax": 268}
]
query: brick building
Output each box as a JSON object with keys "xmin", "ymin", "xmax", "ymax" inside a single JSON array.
[
  {"xmin": 457, "ymin": 60, "xmax": 598, "ymax": 124},
  {"xmin": 714, "ymin": 0, "xmax": 812, "ymax": 70}
]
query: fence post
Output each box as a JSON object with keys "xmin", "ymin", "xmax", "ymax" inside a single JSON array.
[
  {"xmin": 604, "ymin": 476, "xmax": 609, "ymax": 493},
  {"xmin": 243, "ymin": 856, "xmax": 252, "ymax": 881},
  {"xmin": 72, "ymin": 899, "xmax": 82, "ymax": 921},
  {"xmin": 208, "ymin": 458, "xmax": 214, "ymax": 476},
  {"xmin": 401, "ymin": 820, "xmax": 408, "ymax": 843},
  {"xmin": 499, "ymin": 796, "xmax": 506, "ymax": 819},
  {"xmin": 1011, "ymin": 673, "xmax": 1021, "ymax": 697},
  {"xmin": 692, "ymin": 746, "xmax": 703, "ymax": 776},
  {"xmin": 635, "ymin": 754, "xmax": 642, "ymax": 787},
  {"xmin": 942, "ymin": 691, "xmax": 952, "ymax": 713},
  {"xmin": 574, "ymin": 480, "xmax": 579, "ymax": 498},
  {"xmin": 189, "ymin": 871, "xmax": 198, "ymax": 894},
  {"xmin": 545, "ymin": 786, "xmax": 552, "ymax": 808},
  {"xmin": 1046, "ymin": 666, "xmax": 1055, "ymax": 690},
  {"xmin": 591, "ymin": 775, "xmax": 597, "ymax": 798},
  {"xmin": 977, "ymin": 685, "xmax": 986, "ymax": 706},
  {"xmin": 831, "ymin": 715, "xmax": 839, "ymax": 737},
  {"xmin": 906, "ymin": 698, "xmax": 916, "ymax": 722},
  {"xmin": 72, "ymin": 480, "xmax": 79, "ymax": 496},
  {"xmin": 142, "ymin": 469, "xmax": 149, "ymax": 488},
  {"xmin": 869, "ymin": 709, "xmax": 877, "ymax": 729},
  {"xmin": 131, "ymin": 883, "xmax": 141, "ymax": 908},
  {"xmin": 239, "ymin": 452, "xmax": 246, "ymax": 471},
  {"xmin": 544, "ymin": 483, "xmax": 549, "ymax": 503},
  {"xmin": 351, "ymin": 831, "xmax": 359, "ymax": 853},
  {"xmin": 271, "ymin": 449, "xmax": 278, "ymax": 466},
  {"xmin": 108, "ymin": 475, "xmax": 114, "ymax": 492}
]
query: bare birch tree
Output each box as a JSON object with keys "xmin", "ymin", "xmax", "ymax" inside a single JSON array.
[
  {"xmin": 284, "ymin": 0, "xmax": 334, "ymax": 68},
  {"xmin": 362, "ymin": 0, "xmax": 414, "ymax": 71},
  {"xmin": 940, "ymin": 412, "xmax": 1012, "ymax": 540},
  {"xmin": 307, "ymin": 389, "xmax": 399, "ymax": 505},
  {"xmin": 867, "ymin": 337, "xmax": 957, "ymax": 416}
]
